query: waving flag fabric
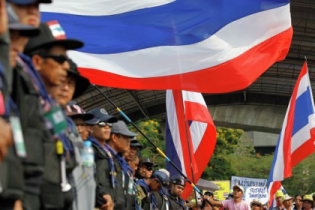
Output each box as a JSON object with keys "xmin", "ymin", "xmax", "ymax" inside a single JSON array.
[
  {"xmin": 268, "ymin": 62, "xmax": 315, "ymax": 206},
  {"xmin": 165, "ymin": 90, "xmax": 216, "ymax": 199},
  {"xmin": 41, "ymin": 0, "xmax": 292, "ymax": 93}
]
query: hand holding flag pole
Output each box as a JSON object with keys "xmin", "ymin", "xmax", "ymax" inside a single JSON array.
[{"xmin": 92, "ymin": 84, "xmax": 214, "ymax": 207}]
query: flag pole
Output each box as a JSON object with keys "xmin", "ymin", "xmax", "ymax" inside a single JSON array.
[
  {"xmin": 179, "ymin": 90, "xmax": 199, "ymax": 208},
  {"xmin": 91, "ymin": 84, "xmax": 214, "ymax": 207}
]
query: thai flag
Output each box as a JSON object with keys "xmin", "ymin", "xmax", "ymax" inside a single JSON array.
[
  {"xmin": 165, "ymin": 90, "xmax": 216, "ymax": 199},
  {"xmin": 267, "ymin": 62, "xmax": 315, "ymax": 206},
  {"xmin": 41, "ymin": 0, "xmax": 292, "ymax": 93}
]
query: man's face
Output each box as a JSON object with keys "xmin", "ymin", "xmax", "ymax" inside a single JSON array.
[
  {"xmin": 138, "ymin": 164, "xmax": 152, "ymax": 178},
  {"xmin": 149, "ymin": 179, "xmax": 161, "ymax": 191},
  {"xmin": 50, "ymin": 75, "xmax": 76, "ymax": 106},
  {"xmin": 283, "ymin": 200, "xmax": 292, "ymax": 208},
  {"xmin": 171, "ymin": 184, "xmax": 184, "ymax": 197},
  {"xmin": 233, "ymin": 188, "xmax": 243, "ymax": 199},
  {"xmin": 72, "ymin": 118, "xmax": 88, "ymax": 140},
  {"xmin": 33, "ymin": 46, "xmax": 69, "ymax": 87},
  {"xmin": 11, "ymin": 2, "xmax": 40, "ymax": 27},
  {"xmin": 303, "ymin": 201, "xmax": 312, "ymax": 209},
  {"xmin": 294, "ymin": 196, "xmax": 302, "ymax": 207},
  {"xmin": 128, "ymin": 156, "xmax": 139, "ymax": 176},
  {"xmin": 9, "ymin": 30, "xmax": 28, "ymax": 67},
  {"xmin": 112, "ymin": 134, "xmax": 130, "ymax": 154},
  {"xmin": 91, "ymin": 121, "xmax": 111, "ymax": 142},
  {"xmin": 276, "ymin": 197, "xmax": 283, "ymax": 206},
  {"xmin": 128, "ymin": 146, "xmax": 137, "ymax": 160}
]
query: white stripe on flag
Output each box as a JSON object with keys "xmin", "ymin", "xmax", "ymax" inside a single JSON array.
[
  {"xmin": 67, "ymin": 4, "xmax": 291, "ymax": 78},
  {"xmin": 296, "ymin": 74, "xmax": 310, "ymax": 98},
  {"xmin": 291, "ymin": 115, "xmax": 315, "ymax": 153},
  {"xmin": 182, "ymin": 91, "xmax": 207, "ymax": 107},
  {"xmin": 190, "ymin": 121, "xmax": 207, "ymax": 152},
  {"xmin": 166, "ymin": 90, "xmax": 187, "ymax": 176},
  {"xmin": 40, "ymin": 0, "xmax": 175, "ymax": 16}
]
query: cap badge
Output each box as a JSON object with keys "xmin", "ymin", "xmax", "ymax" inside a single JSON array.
[
  {"xmin": 47, "ymin": 20, "xmax": 66, "ymax": 40},
  {"xmin": 100, "ymin": 108, "xmax": 108, "ymax": 115}
]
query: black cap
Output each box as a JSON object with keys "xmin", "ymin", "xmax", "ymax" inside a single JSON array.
[
  {"xmin": 140, "ymin": 158, "xmax": 158, "ymax": 168},
  {"xmin": 7, "ymin": 4, "xmax": 39, "ymax": 37},
  {"xmin": 152, "ymin": 171, "xmax": 170, "ymax": 187},
  {"xmin": 7, "ymin": 0, "xmax": 52, "ymax": 4},
  {"xmin": 170, "ymin": 174, "xmax": 186, "ymax": 186},
  {"xmin": 130, "ymin": 138, "xmax": 143, "ymax": 149},
  {"xmin": 111, "ymin": 121, "xmax": 138, "ymax": 137},
  {"xmin": 204, "ymin": 191, "xmax": 214, "ymax": 196},
  {"xmin": 24, "ymin": 21, "xmax": 83, "ymax": 54},
  {"xmin": 65, "ymin": 104, "xmax": 94, "ymax": 121},
  {"xmin": 67, "ymin": 59, "xmax": 90, "ymax": 99},
  {"xmin": 85, "ymin": 108, "xmax": 118, "ymax": 125}
]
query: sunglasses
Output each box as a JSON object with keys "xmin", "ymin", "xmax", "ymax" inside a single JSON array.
[
  {"xmin": 98, "ymin": 122, "xmax": 113, "ymax": 127},
  {"xmin": 39, "ymin": 54, "xmax": 68, "ymax": 64},
  {"xmin": 252, "ymin": 204, "xmax": 261, "ymax": 207}
]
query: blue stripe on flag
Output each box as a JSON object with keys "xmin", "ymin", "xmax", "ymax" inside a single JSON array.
[
  {"xmin": 292, "ymin": 87, "xmax": 314, "ymax": 136},
  {"xmin": 268, "ymin": 128, "xmax": 283, "ymax": 183},
  {"xmin": 41, "ymin": 0, "xmax": 289, "ymax": 54},
  {"xmin": 165, "ymin": 116, "xmax": 183, "ymax": 176}
]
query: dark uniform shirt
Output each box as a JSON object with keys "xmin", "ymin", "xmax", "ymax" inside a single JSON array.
[
  {"xmin": 90, "ymin": 137, "xmax": 126, "ymax": 209},
  {"xmin": 167, "ymin": 189, "xmax": 186, "ymax": 210},
  {"xmin": 153, "ymin": 189, "xmax": 170, "ymax": 210},
  {"xmin": 0, "ymin": 33, "xmax": 24, "ymax": 209},
  {"xmin": 137, "ymin": 179, "xmax": 159, "ymax": 210}
]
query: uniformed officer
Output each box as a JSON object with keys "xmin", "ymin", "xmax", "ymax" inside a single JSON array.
[
  {"xmin": 0, "ymin": 5, "xmax": 40, "ymax": 209},
  {"xmin": 152, "ymin": 169, "xmax": 171, "ymax": 210},
  {"xmin": 0, "ymin": 0, "xmax": 12, "ymax": 163},
  {"xmin": 137, "ymin": 170, "xmax": 170, "ymax": 210},
  {"xmin": 136, "ymin": 158, "xmax": 158, "ymax": 180},
  {"xmin": 107, "ymin": 120, "xmax": 138, "ymax": 209},
  {"xmin": 53, "ymin": 58, "xmax": 95, "ymax": 210},
  {"xmin": 168, "ymin": 174, "xmax": 187, "ymax": 210},
  {"xmin": 66, "ymin": 103, "xmax": 93, "ymax": 141},
  {"xmin": 24, "ymin": 21, "xmax": 86, "ymax": 209},
  {"xmin": 125, "ymin": 137, "xmax": 143, "ymax": 162},
  {"xmin": 85, "ymin": 108, "xmax": 117, "ymax": 209}
]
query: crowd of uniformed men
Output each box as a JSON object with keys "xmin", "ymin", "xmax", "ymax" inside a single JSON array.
[{"xmin": 0, "ymin": 0, "xmax": 192, "ymax": 209}]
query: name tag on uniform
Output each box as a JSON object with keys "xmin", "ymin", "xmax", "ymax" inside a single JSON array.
[
  {"xmin": 9, "ymin": 116, "xmax": 27, "ymax": 158},
  {"xmin": 128, "ymin": 178, "xmax": 134, "ymax": 195},
  {"xmin": 44, "ymin": 105, "xmax": 67, "ymax": 135}
]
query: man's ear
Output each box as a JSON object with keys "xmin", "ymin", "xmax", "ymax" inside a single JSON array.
[{"xmin": 31, "ymin": 55, "xmax": 44, "ymax": 71}]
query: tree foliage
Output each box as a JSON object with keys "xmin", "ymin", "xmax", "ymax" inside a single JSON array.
[
  {"xmin": 201, "ymin": 127, "xmax": 244, "ymax": 180},
  {"xmin": 128, "ymin": 119, "xmax": 166, "ymax": 168}
]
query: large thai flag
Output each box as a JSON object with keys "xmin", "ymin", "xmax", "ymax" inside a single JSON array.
[
  {"xmin": 165, "ymin": 90, "xmax": 216, "ymax": 199},
  {"xmin": 41, "ymin": 0, "xmax": 292, "ymax": 93},
  {"xmin": 267, "ymin": 62, "xmax": 315, "ymax": 206}
]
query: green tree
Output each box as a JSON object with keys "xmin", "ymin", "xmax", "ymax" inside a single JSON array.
[
  {"xmin": 229, "ymin": 133, "xmax": 273, "ymax": 179},
  {"xmin": 128, "ymin": 119, "xmax": 166, "ymax": 168},
  {"xmin": 201, "ymin": 127, "xmax": 244, "ymax": 180},
  {"xmin": 282, "ymin": 153, "xmax": 315, "ymax": 195}
]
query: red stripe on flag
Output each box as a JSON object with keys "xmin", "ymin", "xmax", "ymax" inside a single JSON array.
[
  {"xmin": 291, "ymin": 127, "xmax": 315, "ymax": 167},
  {"xmin": 184, "ymin": 101, "xmax": 211, "ymax": 123},
  {"xmin": 172, "ymin": 90, "xmax": 198, "ymax": 184},
  {"xmin": 79, "ymin": 27, "xmax": 292, "ymax": 93},
  {"xmin": 282, "ymin": 62, "xmax": 308, "ymax": 178},
  {"xmin": 181, "ymin": 122, "xmax": 216, "ymax": 199}
]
